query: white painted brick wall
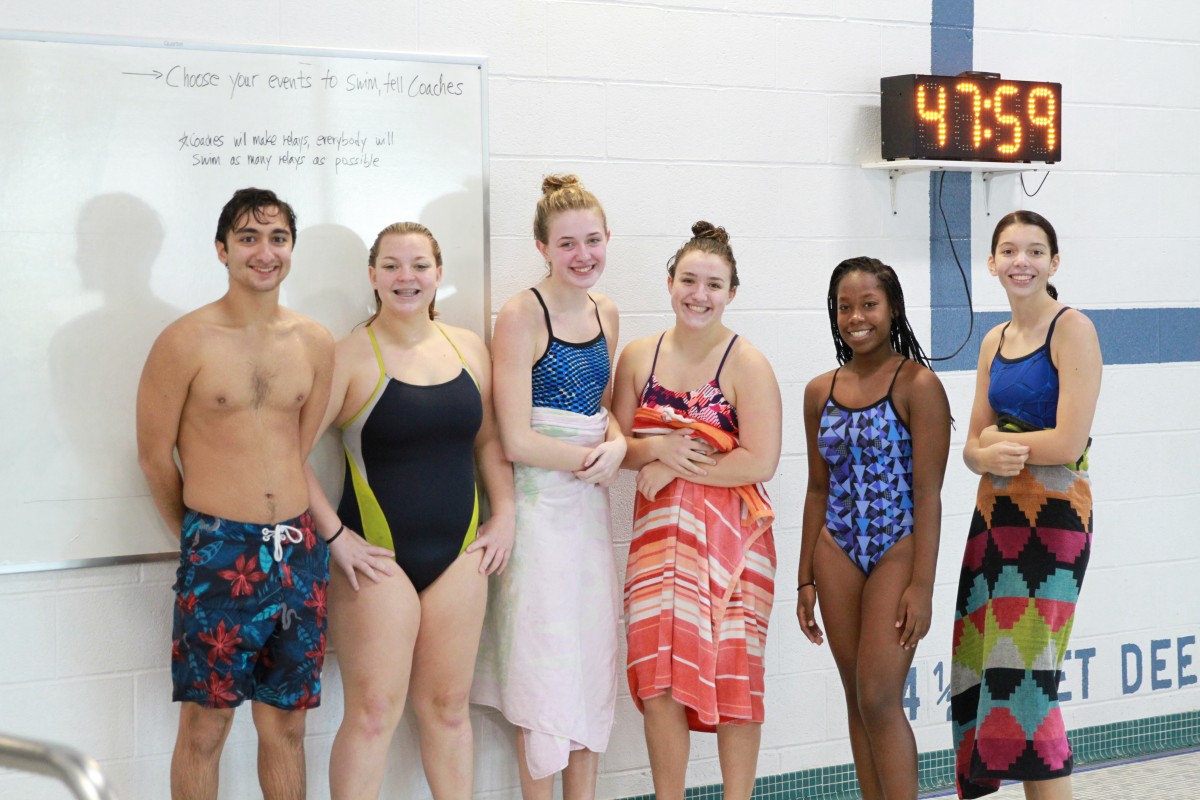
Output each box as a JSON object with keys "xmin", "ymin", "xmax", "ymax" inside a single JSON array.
[
  {"xmin": 2, "ymin": 1, "xmax": 1198, "ymax": 798},
  {"xmin": 604, "ymin": 84, "xmax": 829, "ymax": 163},
  {"xmin": 0, "ymin": 595, "xmax": 56, "ymax": 682},
  {"xmin": 490, "ymin": 79, "xmax": 608, "ymax": 157}
]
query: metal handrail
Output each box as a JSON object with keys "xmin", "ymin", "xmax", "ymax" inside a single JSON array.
[{"xmin": 0, "ymin": 733, "xmax": 120, "ymax": 800}]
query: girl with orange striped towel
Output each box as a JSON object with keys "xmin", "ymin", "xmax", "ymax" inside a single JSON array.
[{"xmin": 613, "ymin": 221, "xmax": 781, "ymax": 800}]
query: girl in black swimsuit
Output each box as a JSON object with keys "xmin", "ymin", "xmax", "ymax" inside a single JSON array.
[{"xmin": 304, "ymin": 222, "xmax": 515, "ymax": 799}]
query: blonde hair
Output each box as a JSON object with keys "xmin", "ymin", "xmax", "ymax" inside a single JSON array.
[
  {"xmin": 667, "ymin": 221, "xmax": 739, "ymax": 288},
  {"xmin": 365, "ymin": 222, "xmax": 443, "ymax": 325},
  {"xmin": 533, "ymin": 174, "xmax": 607, "ymax": 244}
]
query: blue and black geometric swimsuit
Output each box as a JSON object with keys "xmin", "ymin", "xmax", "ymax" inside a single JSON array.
[
  {"xmin": 529, "ymin": 286, "xmax": 610, "ymax": 415},
  {"xmin": 817, "ymin": 359, "xmax": 914, "ymax": 575}
]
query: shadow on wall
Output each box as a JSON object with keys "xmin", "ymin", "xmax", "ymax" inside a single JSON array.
[
  {"xmin": 289, "ymin": 222, "xmax": 372, "ymax": 338},
  {"xmin": 49, "ymin": 193, "xmax": 181, "ymax": 498},
  {"xmin": 287, "ymin": 223, "xmax": 370, "ymax": 504},
  {"xmin": 421, "ymin": 179, "xmax": 487, "ymax": 339}
]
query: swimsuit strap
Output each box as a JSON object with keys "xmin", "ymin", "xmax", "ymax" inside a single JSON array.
[
  {"xmin": 530, "ymin": 286, "xmax": 554, "ymax": 339},
  {"xmin": 366, "ymin": 325, "xmax": 387, "ymax": 379},
  {"xmin": 713, "ymin": 334, "xmax": 740, "ymax": 384},
  {"xmin": 642, "ymin": 332, "xmax": 668, "ymax": 398},
  {"xmin": 826, "ymin": 367, "xmax": 841, "ymax": 405},
  {"xmin": 886, "ymin": 358, "xmax": 908, "ymax": 395},
  {"xmin": 649, "ymin": 332, "xmax": 667, "ymax": 376},
  {"xmin": 1044, "ymin": 306, "xmax": 1071, "ymax": 347},
  {"xmin": 995, "ymin": 322, "xmax": 1012, "ymax": 360},
  {"xmin": 435, "ymin": 323, "xmax": 478, "ymax": 387},
  {"xmin": 589, "ymin": 294, "xmax": 605, "ymax": 340},
  {"xmin": 532, "ymin": 286, "xmax": 605, "ymax": 342},
  {"xmin": 995, "ymin": 306, "xmax": 1070, "ymax": 359},
  {"xmin": 340, "ymin": 326, "xmax": 389, "ymax": 430}
]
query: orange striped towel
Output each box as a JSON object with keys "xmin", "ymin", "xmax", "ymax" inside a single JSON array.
[{"xmin": 632, "ymin": 405, "xmax": 773, "ymax": 532}]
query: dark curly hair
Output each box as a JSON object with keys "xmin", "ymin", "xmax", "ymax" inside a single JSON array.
[{"xmin": 214, "ymin": 187, "xmax": 297, "ymax": 247}]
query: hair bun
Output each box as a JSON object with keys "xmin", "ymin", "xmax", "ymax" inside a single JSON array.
[
  {"xmin": 541, "ymin": 174, "xmax": 582, "ymax": 196},
  {"xmin": 691, "ymin": 220, "xmax": 729, "ymax": 244}
]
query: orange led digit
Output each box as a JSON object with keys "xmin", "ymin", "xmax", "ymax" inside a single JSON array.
[
  {"xmin": 916, "ymin": 83, "xmax": 948, "ymax": 147},
  {"xmin": 956, "ymin": 81, "xmax": 984, "ymax": 150},
  {"xmin": 1027, "ymin": 87, "xmax": 1057, "ymax": 153},
  {"xmin": 992, "ymin": 84, "xmax": 1022, "ymax": 155}
]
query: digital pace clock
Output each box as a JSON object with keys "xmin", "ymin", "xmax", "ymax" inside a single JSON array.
[{"xmin": 880, "ymin": 73, "xmax": 1061, "ymax": 163}]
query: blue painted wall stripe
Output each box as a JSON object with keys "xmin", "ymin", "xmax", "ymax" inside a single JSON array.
[
  {"xmin": 938, "ymin": 308, "xmax": 1200, "ymax": 368},
  {"xmin": 931, "ymin": 0, "xmax": 973, "ymax": 73},
  {"xmin": 929, "ymin": 1, "xmax": 975, "ymax": 370},
  {"xmin": 926, "ymin": 1, "xmax": 1199, "ymax": 369}
]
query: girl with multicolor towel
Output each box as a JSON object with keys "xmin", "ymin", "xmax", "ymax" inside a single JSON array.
[
  {"xmin": 472, "ymin": 174, "xmax": 625, "ymax": 800},
  {"xmin": 797, "ymin": 257, "xmax": 952, "ymax": 800},
  {"xmin": 613, "ymin": 221, "xmax": 781, "ymax": 800},
  {"xmin": 951, "ymin": 211, "xmax": 1101, "ymax": 799}
]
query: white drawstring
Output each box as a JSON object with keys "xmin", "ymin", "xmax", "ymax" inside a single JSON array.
[{"xmin": 262, "ymin": 524, "xmax": 304, "ymax": 562}]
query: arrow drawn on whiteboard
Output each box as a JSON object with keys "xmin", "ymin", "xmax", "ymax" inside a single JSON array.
[{"xmin": 122, "ymin": 70, "xmax": 164, "ymax": 79}]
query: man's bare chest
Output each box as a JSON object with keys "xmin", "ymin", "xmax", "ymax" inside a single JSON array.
[{"xmin": 189, "ymin": 336, "xmax": 314, "ymax": 414}]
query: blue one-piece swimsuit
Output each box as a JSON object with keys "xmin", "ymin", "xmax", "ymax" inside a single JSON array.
[
  {"xmin": 988, "ymin": 306, "xmax": 1071, "ymax": 429},
  {"xmin": 817, "ymin": 359, "xmax": 914, "ymax": 575},
  {"xmin": 528, "ymin": 287, "xmax": 610, "ymax": 414}
]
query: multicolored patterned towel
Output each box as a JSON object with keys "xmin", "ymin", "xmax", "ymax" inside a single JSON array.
[{"xmin": 951, "ymin": 463, "xmax": 1092, "ymax": 798}]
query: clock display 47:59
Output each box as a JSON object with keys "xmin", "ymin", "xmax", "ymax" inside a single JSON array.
[{"xmin": 880, "ymin": 74, "xmax": 1062, "ymax": 163}]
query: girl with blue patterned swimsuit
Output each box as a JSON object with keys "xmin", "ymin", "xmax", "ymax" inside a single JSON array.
[
  {"xmin": 472, "ymin": 175, "xmax": 625, "ymax": 800},
  {"xmin": 797, "ymin": 257, "xmax": 952, "ymax": 800},
  {"xmin": 952, "ymin": 212, "xmax": 1101, "ymax": 800}
]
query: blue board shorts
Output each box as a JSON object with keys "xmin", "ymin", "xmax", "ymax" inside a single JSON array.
[{"xmin": 171, "ymin": 508, "xmax": 330, "ymax": 710}]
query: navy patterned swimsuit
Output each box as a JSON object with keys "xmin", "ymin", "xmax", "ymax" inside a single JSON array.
[
  {"xmin": 640, "ymin": 333, "xmax": 739, "ymax": 433},
  {"xmin": 529, "ymin": 287, "xmax": 610, "ymax": 415},
  {"xmin": 817, "ymin": 359, "xmax": 914, "ymax": 575}
]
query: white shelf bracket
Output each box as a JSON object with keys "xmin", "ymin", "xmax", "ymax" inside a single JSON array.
[
  {"xmin": 862, "ymin": 160, "xmax": 1054, "ymax": 216},
  {"xmin": 981, "ymin": 172, "xmax": 998, "ymax": 216}
]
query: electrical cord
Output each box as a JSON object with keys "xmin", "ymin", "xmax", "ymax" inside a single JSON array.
[
  {"xmin": 1020, "ymin": 170, "xmax": 1051, "ymax": 197},
  {"xmin": 930, "ymin": 169, "xmax": 974, "ymax": 362}
]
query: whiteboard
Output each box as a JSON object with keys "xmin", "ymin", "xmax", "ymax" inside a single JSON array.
[{"xmin": 0, "ymin": 32, "xmax": 489, "ymax": 572}]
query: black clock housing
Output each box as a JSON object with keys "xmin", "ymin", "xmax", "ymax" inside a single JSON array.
[{"xmin": 881, "ymin": 73, "xmax": 1062, "ymax": 163}]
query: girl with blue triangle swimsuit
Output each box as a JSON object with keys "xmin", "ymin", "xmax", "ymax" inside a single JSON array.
[{"xmin": 797, "ymin": 257, "xmax": 952, "ymax": 800}]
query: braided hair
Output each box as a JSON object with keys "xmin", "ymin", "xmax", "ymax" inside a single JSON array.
[{"xmin": 827, "ymin": 256, "xmax": 930, "ymax": 367}]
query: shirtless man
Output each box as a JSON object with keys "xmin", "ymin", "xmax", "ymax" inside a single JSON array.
[{"xmin": 137, "ymin": 188, "xmax": 334, "ymax": 800}]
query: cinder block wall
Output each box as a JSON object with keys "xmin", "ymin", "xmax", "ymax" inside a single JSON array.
[{"xmin": 2, "ymin": 2, "xmax": 1197, "ymax": 797}]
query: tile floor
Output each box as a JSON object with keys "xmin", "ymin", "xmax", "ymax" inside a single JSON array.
[{"xmin": 923, "ymin": 748, "xmax": 1200, "ymax": 799}]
